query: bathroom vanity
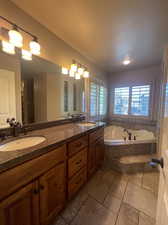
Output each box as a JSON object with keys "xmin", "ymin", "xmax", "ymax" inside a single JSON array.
[{"xmin": 0, "ymin": 122, "xmax": 105, "ymax": 225}]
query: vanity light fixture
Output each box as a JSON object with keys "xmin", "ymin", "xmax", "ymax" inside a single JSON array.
[
  {"xmin": 8, "ymin": 25, "xmax": 23, "ymax": 48},
  {"xmin": 62, "ymin": 67, "xmax": 69, "ymax": 75},
  {"xmin": 75, "ymin": 73, "xmax": 81, "ymax": 80},
  {"xmin": 22, "ymin": 49, "xmax": 32, "ymax": 61},
  {"xmin": 69, "ymin": 69, "xmax": 75, "ymax": 77},
  {"xmin": 123, "ymin": 56, "xmax": 131, "ymax": 65},
  {"xmin": 0, "ymin": 16, "xmax": 41, "ymax": 57},
  {"xmin": 1, "ymin": 40, "xmax": 15, "ymax": 54},
  {"xmin": 70, "ymin": 60, "xmax": 78, "ymax": 72},
  {"xmin": 83, "ymin": 70, "xmax": 89, "ymax": 78},
  {"xmin": 29, "ymin": 37, "xmax": 41, "ymax": 55},
  {"xmin": 78, "ymin": 66, "xmax": 84, "ymax": 75}
]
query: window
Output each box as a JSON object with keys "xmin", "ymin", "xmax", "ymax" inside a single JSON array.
[
  {"xmin": 113, "ymin": 85, "xmax": 151, "ymax": 117},
  {"xmin": 131, "ymin": 85, "xmax": 150, "ymax": 116},
  {"xmin": 114, "ymin": 87, "xmax": 129, "ymax": 115},
  {"xmin": 99, "ymin": 86, "xmax": 107, "ymax": 115},
  {"xmin": 90, "ymin": 82, "xmax": 98, "ymax": 117},
  {"xmin": 90, "ymin": 81, "xmax": 107, "ymax": 118}
]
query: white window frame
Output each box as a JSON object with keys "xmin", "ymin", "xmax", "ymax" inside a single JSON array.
[
  {"xmin": 89, "ymin": 79, "xmax": 107, "ymax": 120},
  {"xmin": 112, "ymin": 84, "xmax": 152, "ymax": 119}
]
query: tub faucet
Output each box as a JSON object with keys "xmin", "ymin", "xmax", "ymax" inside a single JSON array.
[{"xmin": 123, "ymin": 128, "xmax": 132, "ymax": 140}]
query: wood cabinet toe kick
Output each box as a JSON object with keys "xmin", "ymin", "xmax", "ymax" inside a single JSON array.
[{"xmin": 0, "ymin": 127, "xmax": 104, "ymax": 225}]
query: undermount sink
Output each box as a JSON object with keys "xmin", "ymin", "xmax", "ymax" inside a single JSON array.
[
  {"xmin": 0, "ymin": 136, "xmax": 46, "ymax": 152},
  {"xmin": 77, "ymin": 122, "xmax": 96, "ymax": 127}
]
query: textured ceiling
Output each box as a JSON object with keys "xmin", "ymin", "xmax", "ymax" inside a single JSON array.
[{"xmin": 11, "ymin": 0, "xmax": 168, "ymax": 72}]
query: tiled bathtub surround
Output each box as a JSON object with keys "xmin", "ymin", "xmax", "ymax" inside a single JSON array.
[
  {"xmin": 51, "ymin": 168, "xmax": 159, "ymax": 225},
  {"xmin": 104, "ymin": 125, "xmax": 156, "ymax": 173}
]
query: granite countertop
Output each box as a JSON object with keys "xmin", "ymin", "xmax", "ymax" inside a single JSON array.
[{"xmin": 0, "ymin": 122, "xmax": 105, "ymax": 173}]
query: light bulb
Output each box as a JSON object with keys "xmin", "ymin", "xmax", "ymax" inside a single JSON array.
[
  {"xmin": 71, "ymin": 63, "xmax": 77, "ymax": 72},
  {"xmin": 2, "ymin": 40, "xmax": 15, "ymax": 54},
  {"xmin": 30, "ymin": 39, "xmax": 41, "ymax": 55},
  {"xmin": 22, "ymin": 49, "xmax": 32, "ymax": 61},
  {"xmin": 78, "ymin": 67, "xmax": 84, "ymax": 75},
  {"xmin": 83, "ymin": 70, "xmax": 89, "ymax": 78},
  {"xmin": 75, "ymin": 73, "xmax": 81, "ymax": 80},
  {"xmin": 8, "ymin": 26, "xmax": 23, "ymax": 48},
  {"xmin": 123, "ymin": 56, "xmax": 131, "ymax": 65},
  {"xmin": 69, "ymin": 69, "xmax": 75, "ymax": 77},
  {"xmin": 62, "ymin": 67, "xmax": 68, "ymax": 75}
]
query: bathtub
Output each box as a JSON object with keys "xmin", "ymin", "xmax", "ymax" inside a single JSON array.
[
  {"xmin": 104, "ymin": 125, "xmax": 157, "ymax": 173},
  {"xmin": 104, "ymin": 125, "xmax": 156, "ymax": 146}
]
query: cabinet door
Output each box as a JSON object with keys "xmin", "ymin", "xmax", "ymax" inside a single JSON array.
[
  {"xmin": 39, "ymin": 162, "xmax": 66, "ymax": 225},
  {"xmin": 95, "ymin": 138, "xmax": 105, "ymax": 167},
  {"xmin": 0, "ymin": 181, "xmax": 39, "ymax": 225},
  {"xmin": 88, "ymin": 142, "xmax": 96, "ymax": 177}
]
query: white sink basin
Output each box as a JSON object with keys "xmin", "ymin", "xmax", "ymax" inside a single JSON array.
[
  {"xmin": 77, "ymin": 122, "xmax": 96, "ymax": 127},
  {"xmin": 0, "ymin": 136, "xmax": 46, "ymax": 152}
]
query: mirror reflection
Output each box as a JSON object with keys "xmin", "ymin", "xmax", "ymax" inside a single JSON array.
[{"xmin": 0, "ymin": 51, "xmax": 85, "ymax": 128}]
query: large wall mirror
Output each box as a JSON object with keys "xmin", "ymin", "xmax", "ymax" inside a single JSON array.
[{"xmin": 0, "ymin": 50, "xmax": 85, "ymax": 128}]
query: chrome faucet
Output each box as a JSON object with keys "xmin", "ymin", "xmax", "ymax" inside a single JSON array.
[{"xmin": 123, "ymin": 128, "xmax": 132, "ymax": 141}]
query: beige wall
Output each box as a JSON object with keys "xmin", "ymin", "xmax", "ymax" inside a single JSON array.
[
  {"xmin": 107, "ymin": 65, "xmax": 162, "ymax": 130},
  {"xmin": 0, "ymin": 0, "xmax": 107, "ymax": 82}
]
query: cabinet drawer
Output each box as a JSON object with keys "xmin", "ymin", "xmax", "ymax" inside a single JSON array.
[
  {"xmin": 68, "ymin": 135, "xmax": 88, "ymax": 156},
  {"xmin": 89, "ymin": 128, "xmax": 104, "ymax": 144},
  {"xmin": 68, "ymin": 148, "xmax": 87, "ymax": 178},
  {"xmin": 68, "ymin": 167, "xmax": 87, "ymax": 200},
  {"xmin": 0, "ymin": 144, "xmax": 66, "ymax": 201}
]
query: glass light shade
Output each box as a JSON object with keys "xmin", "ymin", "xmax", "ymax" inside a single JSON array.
[
  {"xmin": 69, "ymin": 69, "xmax": 75, "ymax": 77},
  {"xmin": 30, "ymin": 40, "xmax": 41, "ymax": 55},
  {"xmin": 62, "ymin": 67, "xmax": 68, "ymax": 75},
  {"xmin": 2, "ymin": 41, "xmax": 15, "ymax": 54},
  {"xmin": 78, "ymin": 67, "xmax": 84, "ymax": 75},
  {"xmin": 22, "ymin": 49, "xmax": 32, "ymax": 61},
  {"xmin": 71, "ymin": 63, "xmax": 77, "ymax": 72},
  {"xmin": 75, "ymin": 73, "xmax": 81, "ymax": 80},
  {"xmin": 8, "ymin": 29, "xmax": 23, "ymax": 48},
  {"xmin": 83, "ymin": 70, "xmax": 89, "ymax": 78}
]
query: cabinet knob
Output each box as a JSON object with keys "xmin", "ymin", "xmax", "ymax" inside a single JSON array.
[
  {"xmin": 40, "ymin": 185, "xmax": 45, "ymax": 190},
  {"xmin": 33, "ymin": 189, "xmax": 39, "ymax": 194}
]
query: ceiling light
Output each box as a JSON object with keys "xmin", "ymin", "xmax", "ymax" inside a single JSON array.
[
  {"xmin": 69, "ymin": 69, "xmax": 75, "ymax": 77},
  {"xmin": 62, "ymin": 67, "xmax": 68, "ymax": 75},
  {"xmin": 75, "ymin": 73, "xmax": 81, "ymax": 80},
  {"xmin": 70, "ymin": 62, "xmax": 77, "ymax": 72},
  {"xmin": 123, "ymin": 56, "xmax": 131, "ymax": 65},
  {"xmin": 78, "ymin": 66, "xmax": 84, "ymax": 75},
  {"xmin": 1, "ymin": 40, "xmax": 15, "ymax": 54},
  {"xmin": 22, "ymin": 49, "xmax": 32, "ymax": 60},
  {"xmin": 8, "ymin": 25, "xmax": 23, "ymax": 48},
  {"xmin": 83, "ymin": 70, "xmax": 89, "ymax": 78},
  {"xmin": 29, "ymin": 37, "xmax": 41, "ymax": 55}
]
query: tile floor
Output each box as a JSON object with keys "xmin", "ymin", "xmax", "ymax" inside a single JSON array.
[{"xmin": 52, "ymin": 168, "xmax": 159, "ymax": 225}]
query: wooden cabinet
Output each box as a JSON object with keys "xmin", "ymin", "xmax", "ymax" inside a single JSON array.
[
  {"xmin": 0, "ymin": 126, "xmax": 104, "ymax": 225},
  {"xmin": 39, "ymin": 162, "xmax": 66, "ymax": 225},
  {"xmin": 88, "ymin": 142, "xmax": 96, "ymax": 177},
  {"xmin": 0, "ymin": 181, "xmax": 39, "ymax": 225},
  {"xmin": 88, "ymin": 128, "xmax": 104, "ymax": 177},
  {"xmin": 68, "ymin": 167, "xmax": 87, "ymax": 200},
  {"xmin": 68, "ymin": 148, "xmax": 87, "ymax": 178},
  {"xmin": 95, "ymin": 138, "xmax": 105, "ymax": 167}
]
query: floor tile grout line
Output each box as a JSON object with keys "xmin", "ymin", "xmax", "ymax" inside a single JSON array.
[{"xmin": 114, "ymin": 175, "xmax": 129, "ymax": 225}]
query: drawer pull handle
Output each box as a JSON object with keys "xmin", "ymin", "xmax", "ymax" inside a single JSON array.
[
  {"xmin": 40, "ymin": 185, "xmax": 45, "ymax": 190},
  {"xmin": 75, "ymin": 142, "xmax": 82, "ymax": 148},
  {"xmin": 33, "ymin": 189, "xmax": 39, "ymax": 194},
  {"xmin": 76, "ymin": 159, "xmax": 82, "ymax": 165},
  {"xmin": 75, "ymin": 178, "xmax": 82, "ymax": 185}
]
